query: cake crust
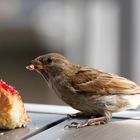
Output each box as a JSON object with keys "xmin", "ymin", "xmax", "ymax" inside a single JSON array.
[{"xmin": 0, "ymin": 80, "xmax": 30, "ymax": 129}]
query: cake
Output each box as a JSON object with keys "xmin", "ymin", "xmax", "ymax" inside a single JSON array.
[{"xmin": 0, "ymin": 80, "xmax": 30, "ymax": 129}]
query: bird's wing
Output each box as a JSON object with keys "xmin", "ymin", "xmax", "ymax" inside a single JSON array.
[{"xmin": 71, "ymin": 67, "xmax": 140, "ymax": 95}]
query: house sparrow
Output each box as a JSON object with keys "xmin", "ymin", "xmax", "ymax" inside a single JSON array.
[{"xmin": 26, "ymin": 53, "xmax": 140, "ymax": 128}]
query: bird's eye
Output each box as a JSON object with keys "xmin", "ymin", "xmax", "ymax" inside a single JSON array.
[{"xmin": 47, "ymin": 57, "xmax": 53, "ymax": 64}]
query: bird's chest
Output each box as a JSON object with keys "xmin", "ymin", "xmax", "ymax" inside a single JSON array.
[
  {"xmin": 48, "ymin": 76, "xmax": 69, "ymax": 98},
  {"xmin": 52, "ymin": 81, "xmax": 73, "ymax": 101},
  {"xmin": 50, "ymin": 79, "xmax": 98, "ymax": 112},
  {"xmin": 49, "ymin": 77, "xmax": 80, "ymax": 104}
]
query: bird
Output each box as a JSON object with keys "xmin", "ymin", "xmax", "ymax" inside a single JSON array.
[{"xmin": 26, "ymin": 53, "xmax": 140, "ymax": 128}]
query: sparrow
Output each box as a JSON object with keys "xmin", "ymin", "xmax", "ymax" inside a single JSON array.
[{"xmin": 26, "ymin": 53, "xmax": 140, "ymax": 128}]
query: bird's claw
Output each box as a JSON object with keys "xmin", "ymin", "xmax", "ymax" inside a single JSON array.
[
  {"xmin": 64, "ymin": 122, "xmax": 84, "ymax": 128},
  {"xmin": 64, "ymin": 117, "xmax": 107, "ymax": 128}
]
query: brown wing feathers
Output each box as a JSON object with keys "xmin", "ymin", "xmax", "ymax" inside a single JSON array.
[{"xmin": 71, "ymin": 67, "xmax": 140, "ymax": 95}]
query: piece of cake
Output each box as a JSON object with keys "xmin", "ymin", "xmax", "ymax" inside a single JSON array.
[{"xmin": 0, "ymin": 80, "xmax": 30, "ymax": 129}]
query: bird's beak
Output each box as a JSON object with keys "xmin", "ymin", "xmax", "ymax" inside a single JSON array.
[
  {"xmin": 26, "ymin": 64, "xmax": 44, "ymax": 71},
  {"xmin": 26, "ymin": 60, "xmax": 44, "ymax": 71}
]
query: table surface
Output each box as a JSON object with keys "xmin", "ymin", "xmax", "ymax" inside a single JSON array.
[{"xmin": 1, "ymin": 103, "xmax": 140, "ymax": 140}]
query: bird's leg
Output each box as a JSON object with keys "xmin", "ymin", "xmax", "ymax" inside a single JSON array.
[
  {"xmin": 67, "ymin": 112, "xmax": 94, "ymax": 119},
  {"xmin": 66, "ymin": 112, "xmax": 112, "ymax": 128}
]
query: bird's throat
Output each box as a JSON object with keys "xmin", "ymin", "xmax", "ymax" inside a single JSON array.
[{"xmin": 39, "ymin": 70, "xmax": 50, "ymax": 82}]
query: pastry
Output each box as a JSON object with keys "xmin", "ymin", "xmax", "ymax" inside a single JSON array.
[{"xmin": 0, "ymin": 80, "xmax": 30, "ymax": 129}]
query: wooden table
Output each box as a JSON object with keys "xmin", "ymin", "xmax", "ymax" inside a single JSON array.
[{"xmin": 1, "ymin": 103, "xmax": 140, "ymax": 140}]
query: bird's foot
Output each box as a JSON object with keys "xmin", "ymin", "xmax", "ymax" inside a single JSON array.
[
  {"xmin": 65, "ymin": 117, "xmax": 107, "ymax": 128},
  {"xmin": 67, "ymin": 112, "xmax": 93, "ymax": 119}
]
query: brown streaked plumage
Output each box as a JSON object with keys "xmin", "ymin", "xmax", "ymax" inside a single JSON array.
[{"xmin": 26, "ymin": 53, "xmax": 140, "ymax": 128}]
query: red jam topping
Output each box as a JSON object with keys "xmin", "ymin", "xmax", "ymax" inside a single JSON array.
[{"xmin": 0, "ymin": 80, "xmax": 18, "ymax": 95}]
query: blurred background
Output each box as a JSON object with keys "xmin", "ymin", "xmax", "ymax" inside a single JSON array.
[{"xmin": 0, "ymin": 0, "xmax": 140, "ymax": 105}]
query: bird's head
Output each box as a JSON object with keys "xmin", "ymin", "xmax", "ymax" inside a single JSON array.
[{"xmin": 26, "ymin": 53, "xmax": 75, "ymax": 79}]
